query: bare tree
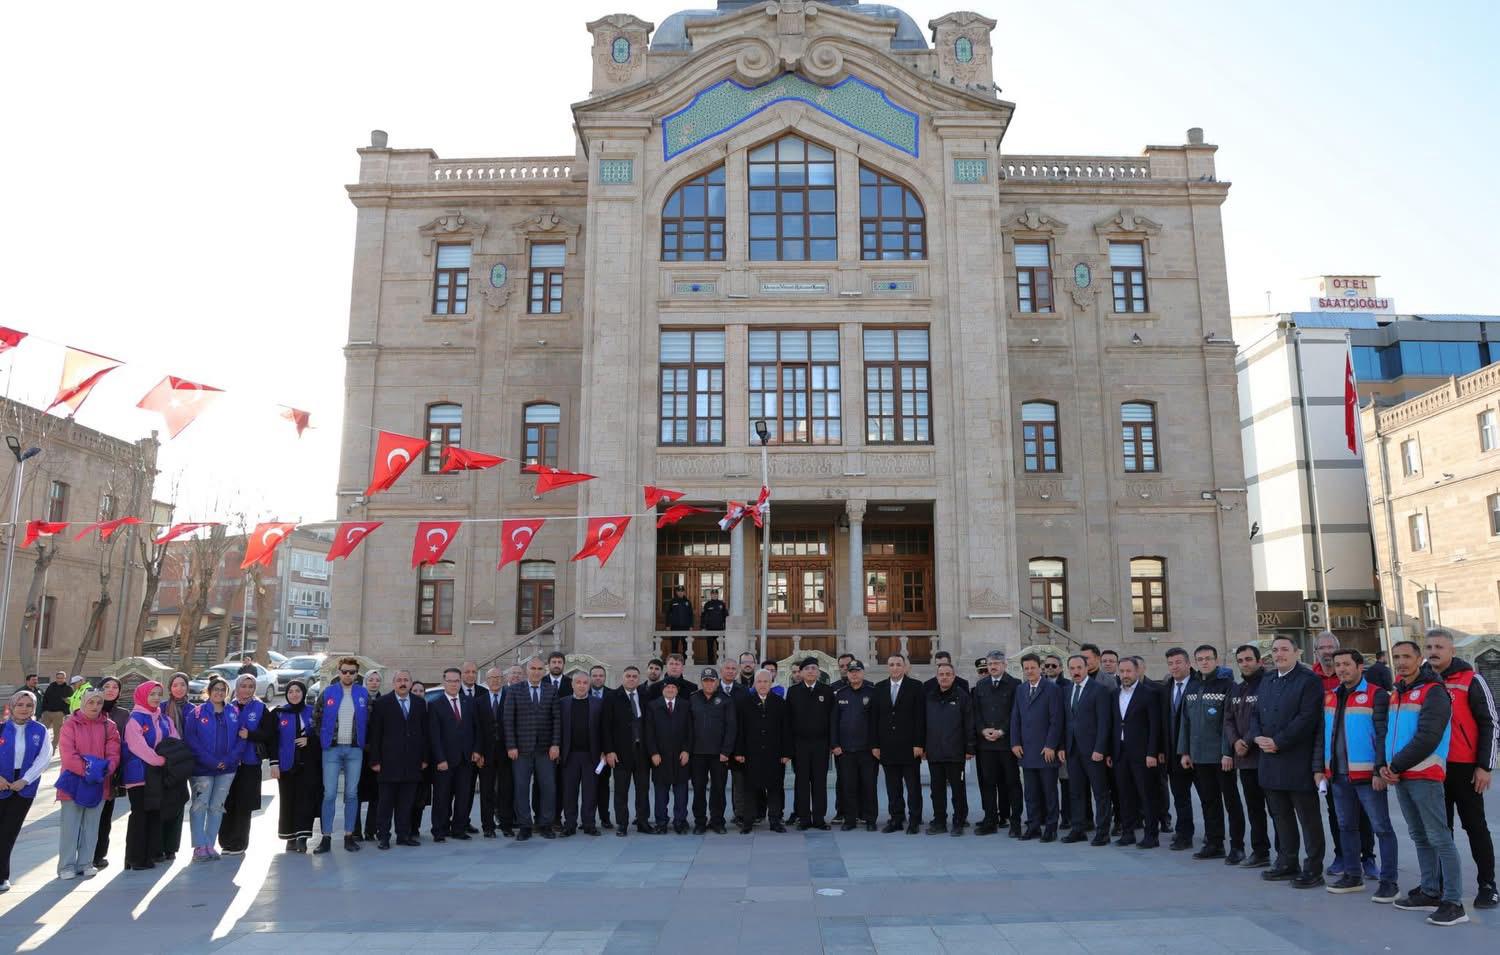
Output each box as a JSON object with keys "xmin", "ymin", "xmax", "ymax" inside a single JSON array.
[
  {"xmin": 246, "ymin": 563, "xmax": 275, "ymax": 666},
  {"xmin": 69, "ymin": 442, "xmax": 154, "ymax": 674},
  {"xmin": 174, "ymin": 523, "xmax": 237, "ymax": 669}
]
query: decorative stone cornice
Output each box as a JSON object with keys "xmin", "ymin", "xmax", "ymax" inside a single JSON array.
[
  {"xmin": 511, "ymin": 212, "xmax": 581, "ymax": 255},
  {"xmin": 417, "ymin": 210, "xmax": 486, "ymax": 256}
]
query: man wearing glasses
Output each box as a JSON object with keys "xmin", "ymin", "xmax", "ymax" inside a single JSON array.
[{"xmin": 314, "ymin": 656, "xmax": 372, "ymax": 853}]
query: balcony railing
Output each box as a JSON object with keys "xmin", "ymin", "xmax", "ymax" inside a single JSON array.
[
  {"xmin": 429, "ymin": 156, "xmax": 575, "ymax": 183},
  {"xmin": 647, "ymin": 630, "xmax": 940, "ymax": 669},
  {"xmin": 1001, "ymin": 156, "xmax": 1151, "ymax": 182}
]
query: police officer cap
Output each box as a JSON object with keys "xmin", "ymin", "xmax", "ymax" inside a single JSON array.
[
  {"xmin": 700, "ymin": 668, "xmax": 719, "ymax": 681},
  {"xmin": 846, "ymin": 660, "xmax": 864, "ymax": 672},
  {"xmin": 986, "ymin": 650, "xmax": 1006, "ymax": 661}
]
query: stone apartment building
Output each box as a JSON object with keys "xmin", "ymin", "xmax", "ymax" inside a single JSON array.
[
  {"xmin": 0, "ymin": 398, "xmax": 158, "ymax": 683},
  {"xmin": 333, "ymin": 1, "xmax": 1255, "ymax": 677}
]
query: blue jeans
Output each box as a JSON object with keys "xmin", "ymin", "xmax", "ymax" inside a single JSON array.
[
  {"xmin": 1395, "ymin": 778, "xmax": 1462, "ymax": 903},
  {"xmin": 1330, "ymin": 775, "xmax": 1396, "ymax": 882},
  {"xmin": 189, "ymin": 774, "xmax": 234, "ymax": 848},
  {"xmin": 321, "ymin": 745, "xmax": 363, "ymax": 836}
]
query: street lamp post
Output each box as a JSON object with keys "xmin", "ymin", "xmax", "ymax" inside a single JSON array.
[
  {"xmin": 753, "ymin": 418, "xmax": 771, "ymax": 667},
  {"xmin": 0, "ymin": 436, "xmax": 41, "ymax": 670}
]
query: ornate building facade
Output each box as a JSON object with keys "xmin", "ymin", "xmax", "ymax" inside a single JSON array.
[{"xmin": 333, "ymin": 1, "xmax": 1254, "ymax": 678}]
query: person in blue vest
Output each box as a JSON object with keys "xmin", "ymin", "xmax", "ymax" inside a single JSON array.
[
  {"xmin": 264, "ymin": 679, "xmax": 322, "ymax": 853},
  {"xmin": 123, "ymin": 680, "xmax": 179, "ymax": 871},
  {"xmin": 0, "ymin": 690, "xmax": 53, "ymax": 892},
  {"xmin": 217, "ymin": 674, "xmax": 268, "ymax": 854},
  {"xmin": 1319, "ymin": 648, "xmax": 1398, "ymax": 901},
  {"xmin": 313, "ymin": 656, "xmax": 371, "ymax": 854},
  {"xmin": 183, "ymin": 678, "xmax": 240, "ymax": 863}
]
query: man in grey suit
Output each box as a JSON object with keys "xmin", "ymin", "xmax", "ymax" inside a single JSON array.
[
  {"xmin": 1010, "ymin": 652, "xmax": 1065, "ymax": 841},
  {"xmin": 504, "ymin": 655, "xmax": 561, "ymax": 841},
  {"xmin": 1061, "ymin": 654, "xmax": 1113, "ymax": 845}
]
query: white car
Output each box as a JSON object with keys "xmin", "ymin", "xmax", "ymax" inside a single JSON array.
[
  {"xmin": 189, "ymin": 663, "xmax": 276, "ymax": 702},
  {"xmin": 224, "ymin": 650, "xmax": 287, "ymax": 669}
]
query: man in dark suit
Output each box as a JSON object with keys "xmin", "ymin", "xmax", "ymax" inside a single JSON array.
[
  {"xmin": 557, "ymin": 672, "xmax": 604, "ymax": 836},
  {"xmin": 734, "ymin": 667, "xmax": 792, "ymax": 832},
  {"xmin": 1061, "ymin": 654, "xmax": 1113, "ymax": 846},
  {"xmin": 924, "ymin": 651, "xmax": 970, "ymax": 693},
  {"xmin": 603, "ymin": 665, "xmax": 652, "ymax": 835},
  {"xmin": 1010, "ymin": 652, "xmax": 1065, "ymax": 841},
  {"xmin": 366, "ymin": 669, "xmax": 428, "ymax": 848},
  {"xmin": 923, "ymin": 661, "xmax": 975, "ymax": 835},
  {"xmin": 786, "ymin": 657, "xmax": 834, "ymax": 830},
  {"xmin": 873, "ymin": 653, "xmax": 926, "ymax": 833},
  {"xmin": 1110, "ymin": 656, "xmax": 1162, "ymax": 848},
  {"xmin": 588, "ymin": 666, "xmax": 612, "ymax": 830},
  {"xmin": 1160, "ymin": 647, "xmax": 1197, "ymax": 851},
  {"xmin": 458, "ymin": 660, "xmax": 494, "ymax": 837},
  {"xmin": 1249, "ymin": 635, "xmax": 1327, "ymax": 888},
  {"xmin": 972, "ymin": 650, "xmax": 1023, "ymax": 837},
  {"xmin": 504, "ymin": 655, "xmax": 561, "ymax": 841},
  {"xmin": 666, "ymin": 586, "xmax": 693, "ymax": 656},
  {"xmin": 542, "ymin": 652, "xmax": 569, "ymax": 698},
  {"xmin": 716, "ymin": 659, "xmax": 748, "ymax": 827},
  {"xmin": 644, "ymin": 678, "xmax": 691, "ymax": 833},
  {"xmin": 687, "ymin": 668, "xmax": 736, "ymax": 834},
  {"xmin": 428, "ymin": 666, "xmax": 482, "ymax": 842},
  {"xmin": 643, "ymin": 653, "xmax": 693, "ymax": 704},
  {"xmin": 477, "ymin": 667, "xmax": 513, "ymax": 837}
]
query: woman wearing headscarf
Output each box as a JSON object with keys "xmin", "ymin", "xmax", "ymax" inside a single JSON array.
[
  {"xmin": 355, "ymin": 670, "xmax": 383, "ymax": 840},
  {"xmin": 0, "ymin": 690, "xmax": 52, "ymax": 892},
  {"xmin": 264, "ymin": 679, "xmax": 321, "ymax": 852},
  {"xmin": 184, "ymin": 678, "xmax": 238, "ymax": 862},
  {"xmin": 56, "ymin": 689, "xmax": 120, "ymax": 880},
  {"xmin": 159, "ymin": 671, "xmax": 192, "ymax": 861},
  {"xmin": 218, "ymin": 674, "xmax": 268, "ymax": 854},
  {"xmin": 92, "ymin": 677, "xmax": 130, "ymax": 870},
  {"xmin": 122, "ymin": 680, "xmax": 178, "ymax": 871}
]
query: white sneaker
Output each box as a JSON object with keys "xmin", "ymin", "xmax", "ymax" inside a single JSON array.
[
  {"xmin": 0, "ymin": 879, "xmax": 11, "ymax": 892},
  {"xmin": 83, "ymin": 866, "xmax": 98, "ymax": 877},
  {"xmin": 58, "ymin": 870, "xmax": 76, "ymax": 881}
]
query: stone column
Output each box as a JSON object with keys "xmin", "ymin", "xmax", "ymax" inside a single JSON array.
[
  {"xmin": 845, "ymin": 499, "xmax": 868, "ymax": 662},
  {"xmin": 727, "ymin": 518, "xmax": 750, "ymax": 658}
]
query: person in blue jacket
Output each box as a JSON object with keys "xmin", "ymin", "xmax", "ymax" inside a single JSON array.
[
  {"xmin": 313, "ymin": 656, "xmax": 371, "ymax": 854},
  {"xmin": 183, "ymin": 678, "xmax": 241, "ymax": 863},
  {"xmin": 218, "ymin": 674, "xmax": 268, "ymax": 854},
  {"xmin": 0, "ymin": 690, "xmax": 53, "ymax": 892}
]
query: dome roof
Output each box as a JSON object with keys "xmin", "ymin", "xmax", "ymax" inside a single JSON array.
[{"xmin": 651, "ymin": 1, "xmax": 928, "ymax": 52}]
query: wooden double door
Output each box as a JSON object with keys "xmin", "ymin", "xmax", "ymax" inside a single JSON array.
[{"xmin": 863, "ymin": 526, "xmax": 935, "ymax": 664}]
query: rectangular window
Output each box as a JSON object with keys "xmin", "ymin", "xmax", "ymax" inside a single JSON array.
[
  {"xmin": 1014, "ymin": 242, "xmax": 1053, "ymax": 313},
  {"xmin": 659, "ymin": 331, "xmax": 726, "ymax": 445},
  {"xmin": 1481, "ymin": 410, "xmax": 1498, "ymax": 452},
  {"xmin": 39, "ymin": 595, "xmax": 57, "ymax": 650},
  {"xmin": 1021, "ymin": 401, "xmax": 1060, "ymax": 472},
  {"xmin": 424, "ymin": 403, "xmax": 462, "ymax": 473},
  {"xmin": 747, "ymin": 136, "xmax": 837, "ymax": 261},
  {"xmin": 528, "ymin": 243, "xmax": 565, "ymax": 314},
  {"xmin": 1408, "ymin": 512, "xmax": 1428, "ymax": 551},
  {"xmin": 749, "ymin": 329, "xmax": 841, "ymax": 444},
  {"xmin": 1401, "ymin": 438, "xmax": 1421, "ymax": 477},
  {"xmin": 1121, "ymin": 402, "xmax": 1158, "ymax": 472},
  {"xmin": 47, "ymin": 481, "xmax": 68, "ymax": 522},
  {"xmin": 1028, "ymin": 558, "xmax": 1067, "ymax": 630},
  {"xmin": 98, "ymin": 493, "xmax": 115, "ymax": 522},
  {"xmin": 1418, "ymin": 589, "xmax": 1436, "ymax": 632},
  {"xmin": 89, "ymin": 601, "xmax": 105, "ymax": 652},
  {"xmin": 523, "ymin": 403, "xmax": 561, "ymax": 467},
  {"xmin": 862, "ymin": 328, "xmax": 930, "ymax": 444},
  {"xmin": 433, "ymin": 244, "xmax": 470, "ymax": 315},
  {"xmin": 1490, "ymin": 493, "xmax": 1500, "ymax": 536},
  {"xmin": 516, "ymin": 561, "xmax": 556, "ymax": 635},
  {"xmin": 1109, "ymin": 241, "xmax": 1148, "ymax": 313},
  {"xmin": 1129, "ymin": 557, "xmax": 1169, "ymax": 632},
  {"xmin": 416, "ymin": 566, "xmax": 453, "ymax": 635}
]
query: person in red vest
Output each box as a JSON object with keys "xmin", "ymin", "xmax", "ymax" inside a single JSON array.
[
  {"xmin": 1312, "ymin": 630, "xmax": 1376, "ymax": 882},
  {"xmin": 1424, "ymin": 628, "xmax": 1498, "ymax": 910}
]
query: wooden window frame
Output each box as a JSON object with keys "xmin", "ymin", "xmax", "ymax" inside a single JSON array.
[
  {"xmin": 47, "ymin": 481, "xmax": 69, "ymax": 522},
  {"xmin": 1121, "ymin": 401, "xmax": 1159, "ymax": 473},
  {"xmin": 39, "ymin": 595, "xmax": 57, "ymax": 650},
  {"xmin": 1110, "ymin": 241, "xmax": 1149, "ymax": 313},
  {"xmin": 516, "ymin": 560, "xmax": 556, "ymax": 635},
  {"xmin": 416, "ymin": 563, "xmax": 454, "ymax": 636},
  {"xmin": 749, "ymin": 329, "xmax": 842, "ymax": 445},
  {"xmin": 747, "ymin": 135, "xmax": 838, "ymax": 262},
  {"xmin": 89, "ymin": 600, "xmax": 105, "ymax": 652},
  {"xmin": 423, "ymin": 402, "xmax": 462, "ymax": 473},
  {"xmin": 661, "ymin": 166, "xmax": 727, "ymax": 262},
  {"xmin": 1021, "ymin": 400, "xmax": 1060, "ymax": 473},
  {"xmin": 659, "ymin": 331, "xmax": 726, "ymax": 446},
  {"xmin": 1028, "ymin": 557, "xmax": 1068, "ymax": 631},
  {"xmin": 1488, "ymin": 493, "xmax": 1500, "ymax": 537},
  {"xmin": 528, "ymin": 243, "xmax": 565, "ymax": 314},
  {"xmin": 432, "ymin": 243, "xmax": 470, "ymax": 315},
  {"xmin": 522, "ymin": 402, "xmax": 561, "ymax": 467},
  {"xmin": 858, "ymin": 166, "xmax": 925, "ymax": 261},
  {"xmin": 1130, "ymin": 557, "xmax": 1169, "ymax": 633},
  {"xmin": 1014, "ymin": 242, "xmax": 1054, "ymax": 313},
  {"xmin": 863, "ymin": 328, "xmax": 931, "ymax": 445}
]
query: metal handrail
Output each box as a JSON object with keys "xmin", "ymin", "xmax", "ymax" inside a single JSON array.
[
  {"xmin": 1015, "ymin": 606, "xmax": 1082, "ymax": 650},
  {"xmin": 478, "ymin": 610, "xmax": 575, "ymax": 672}
]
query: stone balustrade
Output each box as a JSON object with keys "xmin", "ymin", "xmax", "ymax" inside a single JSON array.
[
  {"xmin": 1001, "ymin": 156, "xmax": 1152, "ymax": 182},
  {"xmin": 1376, "ymin": 361, "xmax": 1500, "ymax": 430},
  {"xmin": 429, "ymin": 156, "xmax": 575, "ymax": 183}
]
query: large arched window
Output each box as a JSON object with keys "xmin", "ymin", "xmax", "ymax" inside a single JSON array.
[
  {"xmin": 748, "ymin": 135, "xmax": 837, "ymax": 261},
  {"xmin": 661, "ymin": 166, "xmax": 726, "ymax": 261},
  {"xmin": 858, "ymin": 167, "xmax": 925, "ymax": 260}
]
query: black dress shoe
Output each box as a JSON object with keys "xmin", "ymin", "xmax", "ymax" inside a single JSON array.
[
  {"xmin": 501, "ymin": 827, "xmax": 515, "ymax": 838},
  {"xmin": 450, "ymin": 832, "xmax": 471, "ymax": 841},
  {"xmin": 465, "ymin": 824, "xmax": 479, "ymax": 834},
  {"xmin": 561, "ymin": 826, "xmax": 577, "ymax": 837},
  {"xmin": 841, "ymin": 820, "xmax": 858, "ymax": 831},
  {"xmin": 1193, "ymin": 845, "xmax": 1225, "ymax": 860},
  {"xmin": 1007, "ymin": 823, "xmax": 1022, "ymax": 838},
  {"xmin": 926, "ymin": 821, "xmax": 947, "ymax": 835},
  {"xmin": 769, "ymin": 822, "xmax": 787, "ymax": 833},
  {"xmin": 1169, "ymin": 837, "xmax": 1193, "ymax": 851},
  {"xmin": 674, "ymin": 822, "xmax": 689, "ymax": 835},
  {"xmin": 635, "ymin": 822, "xmax": 654, "ymax": 834},
  {"xmin": 974, "ymin": 822, "xmax": 998, "ymax": 836},
  {"xmin": 865, "ymin": 821, "xmax": 877, "ymax": 832},
  {"xmin": 582, "ymin": 826, "xmax": 601, "ymax": 836},
  {"xmin": 1114, "ymin": 834, "xmax": 1137, "ymax": 847},
  {"xmin": 693, "ymin": 823, "xmax": 707, "ymax": 835},
  {"xmin": 1291, "ymin": 872, "xmax": 1324, "ymax": 889},
  {"xmin": 1061, "ymin": 831, "xmax": 1088, "ymax": 844},
  {"xmin": 950, "ymin": 823, "xmax": 966, "ymax": 837},
  {"xmin": 711, "ymin": 823, "xmax": 727, "ymax": 834},
  {"xmin": 344, "ymin": 834, "xmax": 362, "ymax": 851},
  {"xmin": 1261, "ymin": 866, "xmax": 1297, "ymax": 881},
  {"xmin": 617, "ymin": 826, "xmax": 629, "ymax": 837},
  {"xmin": 1137, "ymin": 837, "xmax": 1160, "ymax": 849},
  {"xmin": 905, "ymin": 821, "xmax": 921, "ymax": 835},
  {"xmin": 539, "ymin": 827, "xmax": 556, "ymax": 839},
  {"xmin": 432, "ymin": 835, "xmax": 447, "ymax": 843},
  {"xmin": 1040, "ymin": 829, "xmax": 1057, "ymax": 843},
  {"xmin": 1090, "ymin": 834, "xmax": 1111, "ymax": 847},
  {"xmin": 313, "ymin": 836, "xmax": 332, "ymax": 854},
  {"xmin": 813, "ymin": 821, "xmax": 830, "ymax": 831},
  {"xmin": 1240, "ymin": 853, "xmax": 1271, "ymax": 868},
  {"xmin": 740, "ymin": 824, "xmax": 754, "ymax": 834},
  {"xmin": 398, "ymin": 836, "xmax": 421, "ymax": 847},
  {"xmin": 1019, "ymin": 828, "xmax": 1040, "ymax": 841},
  {"xmin": 1224, "ymin": 848, "xmax": 1245, "ymax": 866},
  {"xmin": 796, "ymin": 820, "xmax": 811, "ymax": 831},
  {"xmin": 599, "ymin": 817, "xmax": 612, "ymax": 828},
  {"xmin": 92, "ymin": 859, "xmax": 110, "ymax": 870},
  {"xmin": 881, "ymin": 820, "xmax": 903, "ymax": 834},
  {"xmin": 516, "ymin": 828, "xmax": 532, "ymax": 842},
  {"xmin": 483, "ymin": 830, "xmax": 497, "ymax": 839},
  {"xmin": 376, "ymin": 837, "xmax": 391, "ymax": 850}
]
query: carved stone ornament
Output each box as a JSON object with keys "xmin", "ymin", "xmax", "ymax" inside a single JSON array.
[
  {"xmin": 477, "ymin": 255, "xmax": 514, "ymax": 310},
  {"xmin": 1068, "ymin": 256, "xmax": 1105, "ymax": 310},
  {"xmin": 1094, "ymin": 208, "xmax": 1162, "ymax": 248},
  {"xmin": 418, "ymin": 210, "xmax": 486, "ymax": 256},
  {"xmin": 969, "ymin": 587, "xmax": 1006, "ymax": 614},
  {"xmin": 586, "ymin": 588, "xmax": 627, "ymax": 612},
  {"xmin": 1014, "ymin": 208, "xmax": 1068, "ymax": 236},
  {"xmin": 1089, "ymin": 596, "xmax": 1115, "ymax": 618},
  {"xmin": 511, "ymin": 212, "xmax": 581, "ymax": 255},
  {"xmin": 587, "ymin": 13, "xmax": 652, "ymax": 88}
]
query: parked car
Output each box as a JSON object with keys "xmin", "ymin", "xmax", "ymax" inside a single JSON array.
[
  {"xmin": 274, "ymin": 654, "xmax": 327, "ymax": 693},
  {"xmin": 223, "ymin": 650, "xmax": 287, "ymax": 669},
  {"xmin": 189, "ymin": 663, "xmax": 275, "ymax": 701}
]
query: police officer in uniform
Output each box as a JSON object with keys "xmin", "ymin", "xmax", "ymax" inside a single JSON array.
[
  {"xmin": 687, "ymin": 668, "xmax": 736, "ymax": 834},
  {"xmin": 830, "ymin": 660, "xmax": 878, "ymax": 830},
  {"xmin": 785, "ymin": 657, "xmax": 834, "ymax": 830}
]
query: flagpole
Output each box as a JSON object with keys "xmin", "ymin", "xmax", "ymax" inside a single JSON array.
[
  {"xmin": 754, "ymin": 419, "xmax": 771, "ymax": 666},
  {"xmin": 1291, "ymin": 330, "xmax": 1331, "ymax": 617}
]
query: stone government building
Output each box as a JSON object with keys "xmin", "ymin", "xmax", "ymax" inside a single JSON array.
[{"xmin": 333, "ymin": 1, "xmax": 1254, "ymax": 677}]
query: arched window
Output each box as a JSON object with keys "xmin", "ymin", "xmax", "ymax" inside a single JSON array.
[
  {"xmin": 1121, "ymin": 401, "xmax": 1158, "ymax": 472},
  {"xmin": 517, "ymin": 560, "xmax": 556, "ymax": 635},
  {"xmin": 858, "ymin": 167, "xmax": 925, "ymax": 260},
  {"xmin": 1021, "ymin": 401, "xmax": 1059, "ymax": 472},
  {"xmin": 661, "ymin": 166, "xmax": 726, "ymax": 261},
  {"xmin": 424, "ymin": 402, "xmax": 462, "ymax": 473},
  {"xmin": 748, "ymin": 135, "xmax": 837, "ymax": 261},
  {"xmin": 1028, "ymin": 558, "xmax": 1067, "ymax": 630},
  {"xmin": 523, "ymin": 402, "xmax": 561, "ymax": 467},
  {"xmin": 1129, "ymin": 557, "xmax": 1168, "ymax": 632},
  {"xmin": 416, "ymin": 561, "xmax": 455, "ymax": 635}
]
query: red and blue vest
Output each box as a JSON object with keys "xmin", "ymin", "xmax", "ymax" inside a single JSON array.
[
  {"xmin": 0, "ymin": 720, "xmax": 49, "ymax": 799},
  {"xmin": 1385, "ymin": 680, "xmax": 1450, "ymax": 782},
  {"xmin": 123, "ymin": 710, "xmax": 173, "ymax": 787}
]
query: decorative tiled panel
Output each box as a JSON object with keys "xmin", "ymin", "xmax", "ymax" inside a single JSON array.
[
  {"xmin": 673, "ymin": 281, "xmax": 717, "ymax": 295},
  {"xmin": 871, "ymin": 279, "xmax": 915, "ymax": 293},
  {"xmin": 598, "ymin": 159, "xmax": 634, "ymax": 184},
  {"xmin": 663, "ymin": 74, "xmax": 919, "ymax": 161},
  {"xmin": 953, "ymin": 158, "xmax": 988, "ymax": 183}
]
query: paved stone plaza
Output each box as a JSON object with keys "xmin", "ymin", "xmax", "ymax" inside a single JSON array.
[{"xmin": 0, "ymin": 764, "xmax": 1493, "ymax": 952}]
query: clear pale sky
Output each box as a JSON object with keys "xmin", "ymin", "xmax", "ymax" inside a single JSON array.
[{"xmin": 2, "ymin": 0, "xmax": 1495, "ymax": 522}]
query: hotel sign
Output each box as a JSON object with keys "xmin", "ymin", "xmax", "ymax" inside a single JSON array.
[{"xmin": 1310, "ymin": 275, "xmax": 1393, "ymax": 313}]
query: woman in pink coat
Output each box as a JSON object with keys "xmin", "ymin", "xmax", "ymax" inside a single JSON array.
[{"xmin": 56, "ymin": 689, "xmax": 120, "ymax": 880}]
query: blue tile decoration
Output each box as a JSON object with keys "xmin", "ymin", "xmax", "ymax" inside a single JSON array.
[
  {"xmin": 955, "ymin": 37, "xmax": 974, "ymax": 63},
  {"xmin": 599, "ymin": 158, "xmax": 634, "ymax": 184},
  {"xmin": 872, "ymin": 279, "xmax": 914, "ymax": 293},
  {"xmin": 673, "ymin": 281, "xmax": 717, "ymax": 295},
  {"xmin": 953, "ymin": 158, "xmax": 988, "ymax": 183},
  {"xmin": 611, "ymin": 36, "xmax": 631, "ymax": 64},
  {"xmin": 662, "ymin": 73, "xmax": 919, "ymax": 161}
]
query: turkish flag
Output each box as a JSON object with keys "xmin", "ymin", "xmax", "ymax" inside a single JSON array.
[
  {"xmin": 718, "ymin": 501, "xmax": 747, "ymax": 532},
  {"xmin": 153, "ymin": 522, "xmax": 217, "ymax": 545},
  {"xmin": 412, "ymin": 521, "xmax": 461, "ymax": 567},
  {"xmin": 74, "ymin": 516, "xmax": 141, "ymax": 542},
  {"xmin": 0, "ymin": 327, "xmax": 26, "ymax": 353},
  {"xmin": 571, "ymin": 516, "xmax": 630, "ymax": 567},
  {"xmin": 280, "ymin": 407, "xmax": 312, "ymax": 437},
  {"xmin": 657, "ymin": 504, "xmax": 710, "ymax": 529},
  {"xmin": 1344, "ymin": 351, "xmax": 1358, "ymax": 454},
  {"xmin": 643, "ymin": 485, "xmax": 684, "ymax": 509},
  {"xmin": 240, "ymin": 522, "xmax": 296, "ymax": 569},
  {"xmin": 440, "ymin": 446, "xmax": 506, "ymax": 473},
  {"xmin": 751, "ymin": 485, "xmax": 771, "ymax": 528},
  {"xmin": 46, "ymin": 347, "xmax": 123, "ymax": 416},
  {"xmin": 522, "ymin": 464, "xmax": 595, "ymax": 495},
  {"xmin": 22, "ymin": 521, "xmax": 68, "ymax": 547},
  {"xmin": 498, "ymin": 518, "xmax": 545, "ymax": 569},
  {"xmin": 365, "ymin": 431, "xmax": 429, "ymax": 497},
  {"xmin": 136, "ymin": 376, "xmax": 224, "ymax": 438},
  {"xmin": 326, "ymin": 521, "xmax": 382, "ymax": 561}
]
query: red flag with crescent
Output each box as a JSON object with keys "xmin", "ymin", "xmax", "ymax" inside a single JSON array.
[
  {"xmin": 136, "ymin": 376, "xmax": 224, "ymax": 438},
  {"xmin": 1343, "ymin": 350, "xmax": 1358, "ymax": 454},
  {"xmin": 522, "ymin": 464, "xmax": 596, "ymax": 495},
  {"xmin": 365, "ymin": 431, "xmax": 429, "ymax": 497},
  {"xmin": 572, "ymin": 516, "xmax": 630, "ymax": 567},
  {"xmin": 657, "ymin": 504, "xmax": 710, "ymax": 529},
  {"xmin": 498, "ymin": 518, "xmax": 545, "ymax": 569},
  {"xmin": 74, "ymin": 516, "xmax": 141, "ymax": 542},
  {"xmin": 0, "ymin": 327, "xmax": 26, "ymax": 353},
  {"xmin": 241, "ymin": 522, "xmax": 296, "ymax": 569},
  {"xmin": 412, "ymin": 521, "xmax": 461, "ymax": 567},
  {"xmin": 280, "ymin": 407, "xmax": 312, "ymax": 437},
  {"xmin": 22, "ymin": 521, "xmax": 68, "ymax": 547},
  {"xmin": 153, "ymin": 522, "xmax": 218, "ymax": 545},
  {"xmin": 46, "ymin": 347, "xmax": 123, "ymax": 416},
  {"xmin": 326, "ymin": 521, "xmax": 382, "ymax": 561},
  {"xmin": 643, "ymin": 485, "xmax": 684, "ymax": 509},
  {"xmin": 440, "ymin": 446, "xmax": 506, "ymax": 474},
  {"xmin": 718, "ymin": 501, "xmax": 747, "ymax": 532}
]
